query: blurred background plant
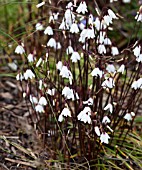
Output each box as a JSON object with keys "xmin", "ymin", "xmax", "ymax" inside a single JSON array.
[{"xmin": 1, "ymin": 0, "xmax": 142, "ymax": 169}]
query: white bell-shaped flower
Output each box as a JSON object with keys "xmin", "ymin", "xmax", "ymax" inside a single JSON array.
[
  {"xmin": 65, "ymin": 9, "xmax": 75, "ymax": 27},
  {"xmin": 71, "ymin": 51, "xmax": 81, "ymax": 63},
  {"xmin": 61, "ymin": 108, "xmax": 71, "ymax": 117},
  {"xmin": 35, "ymin": 104, "xmax": 44, "ymax": 113},
  {"xmin": 124, "ymin": 112, "xmax": 135, "ymax": 121},
  {"xmin": 103, "ymin": 15, "xmax": 112, "ymax": 26},
  {"xmin": 77, "ymin": 107, "xmax": 92, "ymax": 124},
  {"xmin": 102, "ymin": 116, "xmax": 111, "ymax": 124},
  {"xmin": 104, "ymin": 37, "xmax": 112, "ymax": 45},
  {"xmin": 100, "ymin": 132, "xmax": 110, "ymax": 144},
  {"xmin": 24, "ymin": 69, "xmax": 35, "ymax": 80},
  {"xmin": 62, "ymin": 86, "xmax": 75, "ymax": 100},
  {"xmin": 27, "ymin": 53, "xmax": 34, "ymax": 62},
  {"xmin": 135, "ymin": 13, "xmax": 142, "ymax": 22},
  {"xmin": 136, "ymin": 54, "xmax": 142, "ymax": 62},
  {"xmin": 95, "ymin": 126, "xmax": 101, "ymax": 136},
  {"xmin": 98, "ymin": 44, "xmax": 106, "ymax": 54},
  {"xmin": 35, "ymin": 23, "xmax": 43, "ymax": 31},
  {"xmin": 30, "ymin": 95, "xmax": 38, "ymax": 104},
  {"xmin": 104, "ymin": 103, "xmax": 113, "ymax": 113},
  {"xmin": 91, "ymin": 67, "xmax": 103, "ymax": 78},
  {"xmin": 102, "ymin": 78, "xmax": 115, "ymax": 89},
  {"xmin": 66, "ymin": 46, "xmax": 74, "ymax": 55},
  {"xmin": 83, "ymin": 97, "xmax": 93, "ymax": 105},
  {"xmin": 117, "ymin": 64, "xmax": 125, "ymax": 74},
  {"xmin": 15, "ymin": 45, "xmax": 25, "ymax": 54},
  {"xmin": 47, "ymin": 38, "xmax": 56, "ymax": 48},
  {"xmin": 16, "ymin": 73, "xmax": 24, "ymax": 81},
  {"xmin": 76, "ymin": 1, "xmax": 88, "ymax": 14},
  {"xmin": 106, "ymin": 64, "xmax": 116, "ymax": 73},
  {"xmin": 79, "ymin": 29, "xmax": 88, "ymax": 43},
  {"xmin": 44, "ymin": 26, "xmax": 53, "ymax": 35},
  {"xmin": 111, "ymin": 46, "xmax": 119, "ymax": 56},
  {"xmin": 108, "ymin": 9, "xmax": 118, "ymax": 19},
  {"xmin": 56, "ymin": 61, "xmax": 63, "ymax": 71},
  {"xmin": 133, "ymin": 45, "xmax": 141, "ymax": 57},
  {"xmin": 47, "ymin": 88, "xmax": 55, "ymax": 96},
  {"xmin": 39, "ymin": 96, "xmax": 47, "ymax": 106},
  {"xmin": 70, "ymin": 23, "xmax": 79, "ymax": 34},
  {"xmin": 88, "ymin": 14, "xmax": 94, "ymax": 25}
]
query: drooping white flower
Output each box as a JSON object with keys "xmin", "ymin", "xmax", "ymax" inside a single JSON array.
[
  {"xmin": 135, "ymin": 13, "xmax": 142, "ymax": 22},
  {"xmin": 104, "ymin": 103, "xmax": 113, "ymax": 113},
  {"xmin": 39, "ymin": 96, "xmax": 47, "ymax": 106},
  {"xmin": 108, "ymin": 9, "xmax": 118, "ymax": 19},
  {"xmin": 47, "ymin": 88, "xmax": 55, "ymax": 96},
  {"xmin": 70, "ymin": 23, "xmax": 79, "ymax": 34},
  {"xmin": 104, "ymin": 37, "xmax": 112, "ymax": 45},
  {"xmin": 106, "ymin": 64, "xmax": 116, "ymax": 74},
  {"xmin": 98, "ymin": 44, "xmax": 106, "ymax": 54},
  {"xmin": 24, "ymin": 69, "xmax": 35, "ymax": 80},
  {"xmin": 30, "ymin": 95, "xmax": 38, "ymax": 104},
  {"xmin": 86, "ymin": 27, "xmax": 95, "ymax": 39},
  {"xmin": 66, "ymin": 46, "xmax": 74, "ymax": 55},
  {"xmin": 88, "ymin": 14, "xmax": 94, "ymax": 25},
  {"xmin": 16, "ymin": 73, "xmax": 24, "ymax": 81},
  {"xmin": 94, "ymin": 17, "xmax": 101, "ymax": 31},
  {"xmin": 36, "ymin": 1, "xmax": 45, "ymax": 8},
  {"xmin": 35, "ymin": 104, "xmax": 44, "ymax": 113},
  {"xmin": 131, "ymin": 81, "xmax": 138, "ymax": 90},
  {"xmin": 56, "ymin": 42, "xmax": 62, "ymax": 49},
  {"xmin": 58, "ymin": 114, "xmax": 64, "ymax": 122},
  {"xmin": 103, "ymin": 15, "xmax": 112, "ymax": 26},
  {"xmin": 44, "ymin": 26, "xmax": 53, "ymax": 35},
  {"xmin": 58, "ymin": 107, "xmax": 71, "ymax": 122},
  {"xmin": 35, "ymin": 23, "xmax": 43, "ymax": 31},
  {"xmin": 66, "ymin": 2, "xmax": 73, "ymax": 9},
  {"xmin": 59, "ymin": 18, "xmax": 67, "ymax": 30},
  {"xmin": 136, "ymin": 54, "xmax": 142, "ymax": 62},
  {"xmin": 56, "ymin": 61, "xmax": 63, "ymax": 71},
  {"xmin": 47, "ymin": 38, "xmax": 56, "ymax": 48},
  {"xmin": 83, "ymin": 97, "xmax": 93, "ymax": 105},
  {"xmin": 102, "ymin": 116, "xmax": 111, "ymax": 124},
  {"xmin": 102, "ymin": 78, "xmax": 115, "ymax": 89},
  {"xmin": 65, "ymin": 9, "xmax": 75, "ymax": 27},
  {"xmin": 97, "ymin": 31, "xmax": 105, "ymax": 44},
  {"xmin": 70, "ymin": 51, "xmax": 80, "ymax": 63},
  {"xmin": 27, "ymin": 53, "xmax": 34, "ymax": 62},
  {"xmin": 53, "ymin": 12, "xmax": 59, "ymax": 20},
  {"xmin": 91, "ymin": 67, "xmax": 103, "ymax": 78},
  {"xmin": 62, "ymin": 86, "xmax": 75, "ymax": 100},
  {"xmin": 111, "ymin": 46, "xmax": 119, "ymax": 56},
  {"xmin": 77, "ymin": 107, "xmax": 92, "ymax": 124},
  {"xmin": 95, "ymin": 126, "xmax": 101, "ymax": 136},
  {"xmin": 124, "ymin": 112, "xmax": 135, "ymax": 121},
  {"xmin": 60, "ymin": 66, "xmax": 72, "ymax": 78},
  {"xmin": 15, "ymin": 45, "xmax": 25, "ymax": 54},
  {"xmin": 131, "ymin": 78, "xmax": 142, "ymax": 90},
  {"xmin": 79, "ymin": 29, "xmax": 88, "ymax": 43},
  {"xmin": 117, "ymin": 64, "xmax": 125, "ymax": 74},
  {"xmin": 133, "ymin": 45, "xmax": 141, "ymax": 57},
  {"xmin": 76, "ymin": 1, "xmax": 88, "ymax": 14},
  {"xmin": 100, "ymin": 132, "xmax": 110, "ymax": 144}
]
